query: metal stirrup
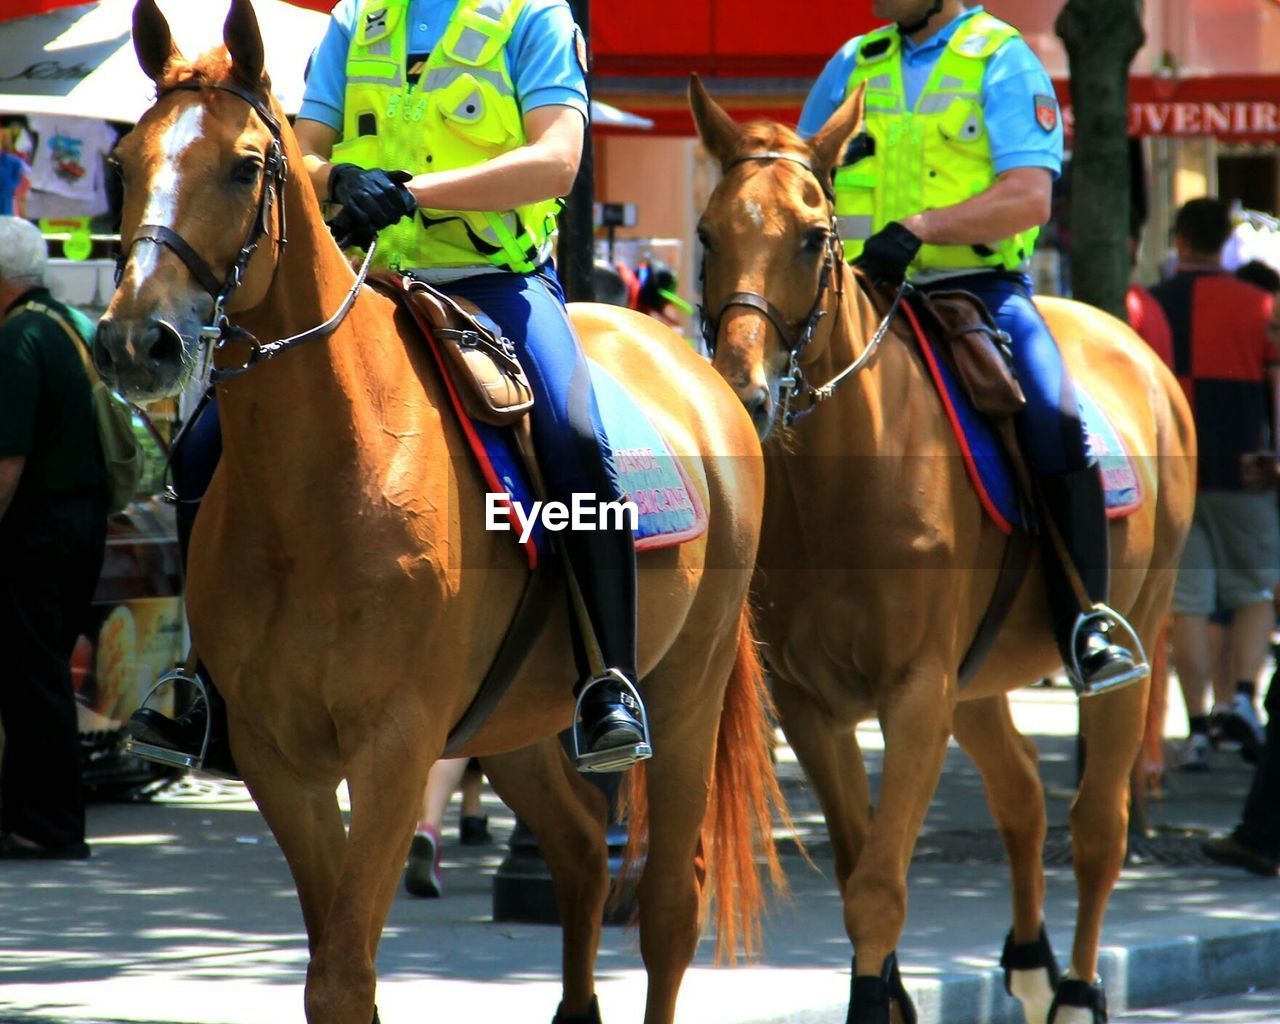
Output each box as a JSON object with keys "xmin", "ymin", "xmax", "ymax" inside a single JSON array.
[
  {"xmin": 1067, "ymin": 603, "xmax": 1150, "ymax": 698},
  {"xmin": 571, "ymin": 669, "xmax": 653, "ymax": 773},
  {"xmin": 123, "ymin": 668, "xmax": 213, "ymax": 771}
]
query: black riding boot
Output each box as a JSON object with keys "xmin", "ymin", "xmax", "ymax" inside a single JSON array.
[
  {"xmin": 563, "ymin": 516, "xmax": 649, "ymax": 773},
  {"xmin": 1038, "ymin": 463, "xmax": 1146, "ymax": 695},
  {"xmin": 127, "ymin": 666, "xmax": 240, "ymax": 779}
]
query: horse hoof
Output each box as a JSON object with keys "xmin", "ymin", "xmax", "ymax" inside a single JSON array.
[
  {"xmin": 1048, "ymin": 977, "xmax": 1107, "ymax": 1024},
  {"xmin": 846, "ymin": 952, "xmax": 917, "ymax": 1024},
  {"xmin": 1001, "ymin": 925, "xmax": 1061, "ymax": 1024},
  {"xmin": 552, "ymin": 994, "xmax": 602, "ymax": 1024}
]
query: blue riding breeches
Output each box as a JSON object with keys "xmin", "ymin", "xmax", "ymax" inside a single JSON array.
[
  {"xmin": 430, "ymin": 266, "xmax": 637, "ymax": 682},
  {"xmin": 920, "ymin": 271, "xmax": 1089, "ymax": 476}
]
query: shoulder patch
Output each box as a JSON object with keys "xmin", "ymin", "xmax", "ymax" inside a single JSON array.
[
  {"xmin": 573, "ymin": 26, "xmax": 589, "ymax": 76},
  {"xmin": 1034, "ymin": 94, "xmax": 1059, "ymax": 133},
  {"xmin": 860, "ymin": 36, "xmax": 893, "ymax": 59}
]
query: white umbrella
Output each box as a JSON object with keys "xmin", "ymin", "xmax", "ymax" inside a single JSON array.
[{"xmin": 0, "ymin": 0, "xmax": 328, "ymax": 121}]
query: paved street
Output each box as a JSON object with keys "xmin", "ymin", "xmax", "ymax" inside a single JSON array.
[{"xmin": 1, "ymin": 686, "xmax": 1277, "ymax": 1024}]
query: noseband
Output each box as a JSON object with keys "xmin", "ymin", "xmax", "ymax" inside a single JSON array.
[
  {"xmin": 699, "ymin": 150, "xmax": 905, "ymax": 426},
  {"xmin": 115, "ymin": 80, "xmax": 374, "ymax": 385}
]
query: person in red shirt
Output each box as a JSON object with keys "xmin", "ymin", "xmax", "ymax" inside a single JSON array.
[{"xmin": 1150, "ymin": 198, "xmax": 1280, "ymax": 773}]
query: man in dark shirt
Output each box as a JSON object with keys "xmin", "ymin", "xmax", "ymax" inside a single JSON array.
[
  {"xmin": 1150, "ymin": 198, "xmax": 1280, "ymax": 774},
  {"xmin": 0, "ymin": 215, "xmax": 107, "ymax": 860}
]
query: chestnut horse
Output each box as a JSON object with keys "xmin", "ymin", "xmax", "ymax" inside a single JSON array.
[
  {"xmin": 691, "ymin": 79, "xmax": 1195, "ymax": 1024},
  {"xmin": 95, "ymin": 3, "xmax": 779, "ymax": 1022}
]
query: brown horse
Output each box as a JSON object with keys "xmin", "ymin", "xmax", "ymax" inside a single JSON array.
[
  {"xmin": 690, "ymin": 79, "xmax": 1196, "ymax": 1024},
  {"xmin": 94, "ymin": 3, "xmax": 779, "ymax": 1022}
]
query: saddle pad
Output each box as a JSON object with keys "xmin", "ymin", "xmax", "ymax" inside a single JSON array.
[
  {"xmin": 906, "ymin": 306, "xmax": 1143, "ymax": 535},
  {"xmin": 416, "ymin": 321, "xmax": 707, "ymax": 569}
]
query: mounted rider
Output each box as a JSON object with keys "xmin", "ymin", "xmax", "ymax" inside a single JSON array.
[
  {"xmin": 129, "ymin": 0, "xmax": 651, "ymax": 774},
  {"xmin": 799, "ymin": 0, "xmax": 1144, "ymax": 694}
]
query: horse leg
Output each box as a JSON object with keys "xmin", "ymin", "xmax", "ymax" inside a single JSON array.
[
  {"xmin": 304, "ymin": 716, "xmax": 437, "ymax": 1024},
  {"xmin": 230, "ymin": 716, "xmax": 347, "ymax": 956},
  {"xmin": 772, "ymin": 679, "xmax": 871, "ymax": 894},
  {"xmin": 844, "ymin": 667, "xmax": 953, "ymax": 1024},
  {"xmin": 483, "ymin": 738, "xmax": 612, "ymax": 1024},
  {"xmin": 953, "ymin": 697, "xmax": 1058, "ymax": 1024},
  {"xmin": 1050, "ymin": 678, "xmax": 1148, "ymax": 1024}
]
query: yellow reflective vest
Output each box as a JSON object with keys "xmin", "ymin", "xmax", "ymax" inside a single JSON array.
[
  {"xmin": 834, "ymin": 12, "xmax": 1039, "ymax": 274},
  {"xmin": 334, "ymin": 0, "xmax": 562, "ymax": 273}
]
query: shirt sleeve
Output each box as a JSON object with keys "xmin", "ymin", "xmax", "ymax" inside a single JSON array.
[
  {"xmin": 798, "ymin": 37, "xmax": 862, "ymax": 140},
  {"xmin": 509, "ymin": 0, "xmax": 588, "ymax": 120},
  {"xmin": 296, "ymin": 0, "xmax": 360, "ymax": 132},
  {"xmin": 981, "ymin": 37, "xmax": 1063, "ymax": 177},
  {"xmin": 0, "ymin": 332, "xmax": 40, "ymax": 458}
]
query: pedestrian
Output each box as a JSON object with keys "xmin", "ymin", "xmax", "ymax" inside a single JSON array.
[
  {"xmin": 403, "ymin": 757, "xmax": 493, "ymax": 898},
  {"xmin": 1150, "ymin": 198, "xmax": 1279, "ymax": 774},
  {"xmin": 0, "ymin": 215, "xmax": 107, "ymax": 860},
  {"xmin": 128, "ymin": 0, "xmax": 651, "ymax": 777},
  {"xmin": 798, "ymin": 0, "xmax": 1143, "ymax": 694}
]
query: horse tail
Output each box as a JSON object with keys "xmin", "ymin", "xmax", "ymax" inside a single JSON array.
[{"xmin": 620, "ymin": 605, "xmax": 788, "ymax": 963}]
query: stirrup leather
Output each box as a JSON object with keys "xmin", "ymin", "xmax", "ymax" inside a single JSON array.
[
  {"xmin": 571, "ymin": 669, "xmax": 653, "ymax": 773},
  {"xmin": 124, "ymin": 668, "xmax": 212, "ymax": 771},
  {"xmin": 1067, "ymin": 603, "xmax": 1149, "ymax": 697}
]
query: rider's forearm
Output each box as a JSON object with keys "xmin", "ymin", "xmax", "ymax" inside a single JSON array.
[
  {"xmin": 403, "ymin": 142, "xmax": 580, "ymax": 213},
  {"xmin": 900, "ymin": 167, "xmax": 1053, "ymax": 248}
]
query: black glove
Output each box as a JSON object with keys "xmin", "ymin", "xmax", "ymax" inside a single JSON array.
[
  {"xmin": 854, "ymin": 221, "xmax": 923, "ymax": 289},
  {"xmin": 327, "ymin": 163, "xmax": 418, "ymax": 233},
  {"xmin": 326, "ymin": 206, "xmax": 378, "ymax": 251}
]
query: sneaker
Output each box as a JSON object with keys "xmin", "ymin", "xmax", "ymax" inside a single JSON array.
[
  {"xmin": 459, "ymin": 815, "xmax": 491, "ymax": 846},
  {"xmin": 1177, "ymin": 732, "xmax": 1212, "ymax": 773},
  {"xmin": 1217, "ymin": 694, "xmax": 1265, "ymax": 764},
  {"xmin": 1202, "ymin": 832, "xmax": 1280, "ymax": 877},
  {"xmin": 404, "ymin": 824, "xmax": 443, "ymax": 898}
]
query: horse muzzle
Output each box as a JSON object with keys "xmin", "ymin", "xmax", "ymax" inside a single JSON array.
[{"xmin": 95, "ymin": 316, "xmax": 192, "ymax": 401}]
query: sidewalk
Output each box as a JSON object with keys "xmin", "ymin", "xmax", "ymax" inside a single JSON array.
[{"xmin": 1, "ymin": 687, "xmax": 1277, "ymax": 1024}]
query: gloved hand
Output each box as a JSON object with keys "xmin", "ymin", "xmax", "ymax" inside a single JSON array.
[
  {"xmin": 854, "ymin": 221, "xmax": 923, "ymax": 289},
  {"xmin": 326, "ymin": 206, "xmax": 378, "ymax": 251},
  {"xmin": 327, "ymin": 163, "xmax": 418, "ymax": 234}
]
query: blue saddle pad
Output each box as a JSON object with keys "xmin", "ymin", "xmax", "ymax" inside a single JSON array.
[
  {"xmin": 472, "ymin": 361, "xmax": 708, "ymax": 566},
  {"xmin": 914, "ymin": 325, "xmax": 1143, "ymax": 534}
]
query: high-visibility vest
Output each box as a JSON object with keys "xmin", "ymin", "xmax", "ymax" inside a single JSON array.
[
  {"xmin": 834, "ymin": 12, "xmax": 1039, "ymax": 274},
  {"xmin": 336, "ymin": 0, "xmax": 562, "ymax": 273}
]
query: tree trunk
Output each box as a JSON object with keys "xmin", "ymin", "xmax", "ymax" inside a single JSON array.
[
  {"xmin": 1055, "ymin": 0, "xmax": 1145, "ymax": 319},
  {"xmin": 557, "ymin": 0, "xmax": 595, "ymax": 302}
]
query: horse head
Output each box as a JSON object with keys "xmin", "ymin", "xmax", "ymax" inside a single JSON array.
[
  {"xmin": 97, "ymin": 0, "xmax": 285, "ymax": 400},
  {"xmin": 690, "ymin": 75, "xmax": 864, "ymax": 439}
]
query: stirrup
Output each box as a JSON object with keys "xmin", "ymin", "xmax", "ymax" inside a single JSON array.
[
  {"xmin": 571, "ymin": 668, "xmax": 653, "ymax": 773},
  {"xmin": 123, "ymin": 668, "xmax": 212, "ymax": 771},
  {"xmin": 1067, "ymin": 603, "xmax": 1149, "ymax": 697}
]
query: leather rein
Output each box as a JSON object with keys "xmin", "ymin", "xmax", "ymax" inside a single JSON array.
[
  {"xmin": 698, "ymin": 150, "xmax": 906, "ymax": 426},
  {"xmin": 115, "ymin": 79, "xmax": 374, "ymax": 387}
]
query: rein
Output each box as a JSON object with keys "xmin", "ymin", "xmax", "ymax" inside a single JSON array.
[
  {"xmin": 699, "ymin": 150, "xmax": 906, "ymax": 426},
  {"xmin": 116, "ymin": 79, "xmax": 373, "ymax": 387}
]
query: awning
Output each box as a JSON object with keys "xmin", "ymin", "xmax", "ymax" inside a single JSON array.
[
  {"xmin": 1057, "ymin": 76, "xmax": 1280, "ymax": 143},
  {"xmin": 0, "ymin": 0, "xmax": 328, "ymax": 120}
]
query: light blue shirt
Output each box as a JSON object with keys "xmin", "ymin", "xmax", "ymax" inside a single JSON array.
[
  {"xmin": 797, "ymin": 6, "xmax": 1063, "ymax": 177},
  {"xmin": 298, "ymin": 0, "xmax": 589, "ymax": 132}
]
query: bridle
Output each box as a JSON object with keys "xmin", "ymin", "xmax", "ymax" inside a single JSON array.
[
  {"xmin": 699, "ymin": 150, "xmax": 906, "ymax": 427},
  {"xmin": 115, "ymin": 79, "xmax": 373, "ymax": 386}
]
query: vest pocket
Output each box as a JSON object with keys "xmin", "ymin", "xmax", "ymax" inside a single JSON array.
[
  {"xmin": 330, "ymin": 134, "xmax": 381, "ymax": 168},
  {"xmin": 937, "ymin": 98, "xmax": 985, "ymax": 144},
  {"xmin": 436, "ymin": 73, "xmax": 520, "ymax": 149}
]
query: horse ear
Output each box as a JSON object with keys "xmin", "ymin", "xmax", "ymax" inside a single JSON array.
[
  {"xmin": 689, "ymin": 73, "xmax": 742, "ymax": 168},
  {"xmin": 808, "ymin": 82, "xmax": 866, "ymax": 182},
  {"xmin": 224, "ymin": 0, "xmax": 266, "ymax": 87},
  {"xmin": 132, "ymin": 0, "xmax": 182, "ymax": 83}
]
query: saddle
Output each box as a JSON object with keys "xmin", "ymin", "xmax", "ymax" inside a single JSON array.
[{"xmin": 368, "ymin": 271, "xmax": 534, "ymax": 426}]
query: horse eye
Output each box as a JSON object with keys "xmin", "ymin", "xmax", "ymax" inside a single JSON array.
[
  {"xmin": 802, "ymin": 229, "xmax": 828, "ymax": 254},
  {"xmin": 231, "ymin": 158, "xmax": 262, "ymax": 185}
]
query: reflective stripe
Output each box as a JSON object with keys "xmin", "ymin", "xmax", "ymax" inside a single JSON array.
[
  {"xmin": 421, "ymin": 65, "xmax": 511, "ymax": 95},
  {"xmin": 837, "ymin": 215, "xmax": 873, "ymax": 240},
  {"xmin": 917, "ymin": 91, "xmax": 980, "ymax": 113},
  {"xmin": 477, "ymin": 0, "xmax": 511, "ymax": 17},
  {"xmin": 955, "ymin": 33, "xmax": 990, "ymax": 56},
  {"xmin": 865, "ymin": 73, "xmax": 893, "ymax": 89},
  {"xmin": 938, "ymin": 75, "xmax": 967, "ymax": 90},
  {"xmin": 453, "ymin": 27, "xmax": 490, "ymax": 62},
  {"xmin": 367, "ymin": 39, "xmax": 392, "ymax": 57}
]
